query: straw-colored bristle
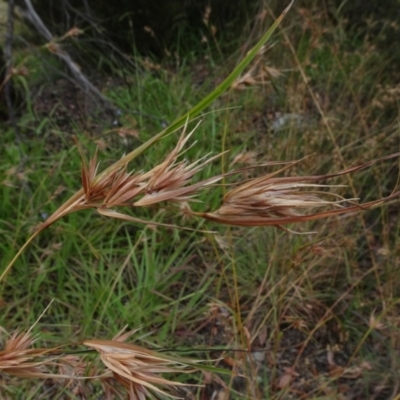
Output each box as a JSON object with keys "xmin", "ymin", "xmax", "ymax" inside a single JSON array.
[{"xmin": 133, "ymin": 122, "xmax": 224, "ymax": 206}]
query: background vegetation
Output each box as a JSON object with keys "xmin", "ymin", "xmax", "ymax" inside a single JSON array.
[{"xmin": 1, "ymin": 0, "xmax": 400, "ymax": 398}]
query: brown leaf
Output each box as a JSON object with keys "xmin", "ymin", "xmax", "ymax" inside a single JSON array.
[
  {"xmin": 278, "ymin": 373, "xmax": 293, "ymax": 388},
  {"xmin": 329, "ymin": 366, "xmax": 344, "ymax": 378}
]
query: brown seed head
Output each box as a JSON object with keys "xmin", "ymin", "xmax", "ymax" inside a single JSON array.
[
  {"xmin": 0, "ymin": 330, "xmax": 54, "ymax": 379},
  {"xmin": 196, "ymin": 155, "xmax": 400, "ymax": 228},
  {"xmin": 84, "ymin": 328, "xmax": 193, "ymax": 399},
  {"xmin": 134, "ymin": 122, "xmax": 224, "ymax": 206}
]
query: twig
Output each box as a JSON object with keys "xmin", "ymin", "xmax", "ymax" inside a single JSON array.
[{"xmin": 20, "ymin": 0, "xmax": 119, "ymax": 118}]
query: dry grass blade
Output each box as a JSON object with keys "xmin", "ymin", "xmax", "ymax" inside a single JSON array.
[
  {"xmin": 84, "ymin": 328, "xmax": 194, "ymax": 400},
  {"xmin": 97, "ymin": 208, "xmax": 187, "ymax": 231},
  {"xmin": 231, "ymin": 47, "xmax": 282, "ymax": 90}
]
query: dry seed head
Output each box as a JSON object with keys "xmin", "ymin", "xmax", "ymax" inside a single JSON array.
[
  {"xmin": 195, "ymin": 155, "xmax": 400, "ymax": 228},
  {"xmin": 0, "ymin": 330, "xmax": 55, "ymax": 379},
  {"xmin": 39, "ymin": 134, "xmax": 399, "ymax": 234},
  {"xmin": 102, "ymin": 169, "xmax": 147, "ymax": 207},
  {"xmin": 134, "ymin": 122, "xmax": 224, "ymax": 206},
  {"xmin": 77, "ymin": 121, "xmax": 222, "ymax": 211},
  {"xmin": 84, "ymin": 328, "xmax": 193, "ymax": 400},
  {"xmin": 219, "ymin": 180, "xmax": 350, "ymax": 218},
  {"xmin": 197, "ymin": 167, "xmax": 347, "ymax": 226}
]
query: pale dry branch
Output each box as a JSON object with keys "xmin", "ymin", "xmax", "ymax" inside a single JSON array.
[{"xmin": 19, "ymin": 0, "xmax": 117, "ymax": 114}]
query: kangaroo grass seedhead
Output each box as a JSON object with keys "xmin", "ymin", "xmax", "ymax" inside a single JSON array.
[
  {"xmin": 84, "ymin": 327, "xmax": 195, "ymax": 400},
  {"xmin": 76, "ymin": 121, "xmax": 225, "ymax": 223},
  {"xmin": 194, "ymin": 153, "xmax": 400, "ymax": 228},
  {"xmin": 30, "ymin": 121, "xmax": 223, "ymax": 237},
  {"xmin": 0, "ymin": 329, "xmax": 64, "ymax": 379},
  {"xmin": 1, "ymin": 324, "xmax": 198, "ymax": 399}
]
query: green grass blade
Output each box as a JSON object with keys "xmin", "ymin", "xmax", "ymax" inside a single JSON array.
[{"xmin": 99, "ymin": 1, "xmax": 294, "ymax": 175}]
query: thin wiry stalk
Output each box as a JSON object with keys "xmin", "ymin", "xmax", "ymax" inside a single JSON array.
[{"xmin": 0, "ymin": 231, "xmax": 39, "ymax": 282}]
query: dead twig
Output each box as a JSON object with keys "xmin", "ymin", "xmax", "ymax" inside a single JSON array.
[{"xmin": 19, "ymin": 0, "xmax": 118, "ymax": 118}]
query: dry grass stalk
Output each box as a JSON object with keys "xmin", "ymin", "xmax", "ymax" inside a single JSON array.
[
  {"xmin": 231, "ymin": 45, "xmax": 282, "ymax": 90},
  {"xmin": 1, "ymin": 124, "xmax": 398, "ymax": 287},
  {"xmin": 2, "ymin": 124, "xmax": 399, "ymax": 283}
]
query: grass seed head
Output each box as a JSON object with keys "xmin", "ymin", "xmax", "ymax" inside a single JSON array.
[
  {"xmin": 196, "ymin": 156, "xmax": 400, "ymax": 228},
  {"xmin": 83, "ymin": 328, "xmax": 193, "ymax": 399},
  {"xmin": 134, "ymin": 122, "xmax": 224, "ymax": 206},
  {"xmin": 77, "ymin": 122, "xmax": 222, "ymax": 212},
  {"xmin": 0, "ymin": 330, "xmax": 54, "ymax": 379}
]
